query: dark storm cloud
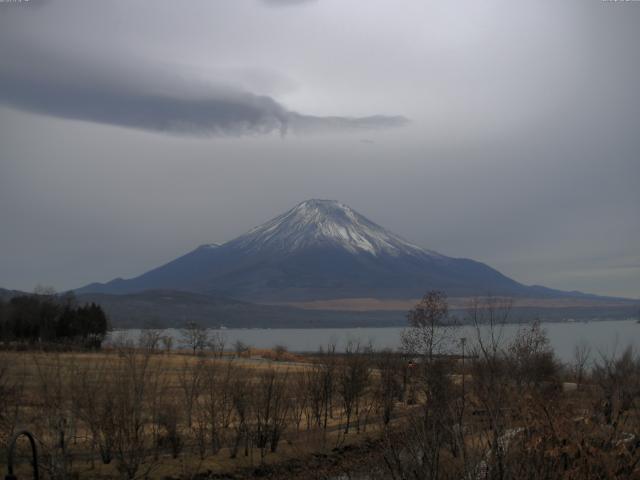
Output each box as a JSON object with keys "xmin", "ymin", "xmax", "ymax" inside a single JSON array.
[
  {"xmin": 0, "ymin": 71, "xmax": 286, "ymax": 136},
  {"xmin": 0, "ymin": 49, "xmax": 407, "ymax": 135}
]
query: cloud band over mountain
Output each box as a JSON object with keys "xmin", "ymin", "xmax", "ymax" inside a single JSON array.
[{"xmin": 0, "ymin": 50, "xmax": 407, "ymax": 137}]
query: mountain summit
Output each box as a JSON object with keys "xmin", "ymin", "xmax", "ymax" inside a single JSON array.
[
  {"xmin": 78, "ymin": 200, "xmax": 579, "ymax": 301},
  {"xmin": 228, "ymin": 199, "xmax": 433, "ymax": 257}
]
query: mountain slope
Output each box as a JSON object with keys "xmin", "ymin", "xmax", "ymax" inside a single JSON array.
[{"xmin": 77, "ymin": 199, "xmax": 589, "ymax": 301}]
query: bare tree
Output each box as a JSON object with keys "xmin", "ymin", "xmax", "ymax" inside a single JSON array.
[
  {"xmin": 466, "ymin": 296, "xmax": 513, "ymax": 480},
  {"xmin": 374, "ymin": 349, "xmax": 403, "ymax": 426},
  {"xmin": 229, "ymin": 372, "xmax": 251, "ymax": 459},
  {"xmin": 177, "ymin": 358, "xmax": 205, "ymax": 429},
  {"xmin": 217, "ymin": 361, "xmax": 236, "ymax": 452},
  {"xmin": 337, "ymin": 341, "xmax": 371, "ymax": 434},
  {"xmin": 593, "ymin": 346, "xmax": 640, "ymax": 427},
  {"xmin": 70, "ymin": 357, "xmax": 116, "ymax": 468},
  {"xmin": 272, "ymin": 344, "xmax": 288, "ymax": 361},
  {"xmin": 180, "ymin": 321, "xmax": 209, "ymax": 355},
  {"xmin": 380, "ymin": 355, "xmax": 459, "ymax": 480},
  {"xmin": 290, "ymin": 371, "xmax": 309, "ymax": 432},
  {"xmin": 402, "ymin": 290, "xmax": 453, "ymax": 361},
  {"xmin": 252, "ymin": 368, "xmax": 290, "ymax": 460},
  {"xmin": 572, "ymin": 340, "xmax": 592, "ymax": 387},
  {"xmin": 233, "ymin": 340, "xmax": 250, "ymax": 358},
  {"xmin": 0, "ymin": 353, "xmax": 24, "ymax": 454},
  {"xmin": 508, "ymin": 320, "xmax": 559, "ymax": 388},
  {"xmin": 199, "ymin": 358, "xmax": 228, "ymax": 455},
  {"xmin": 208, "ymin": 331, "xmax": 226, "ymax": 358},
  {"xmin": 318, "ymin": 343, "xmax": 338, "ymax": 432},
  {"xmin": 156, "ymin": 399, "xmax": 183, "ymax": 459},
  {"xmin": 138, "ymin": 328, "xmax": 163, "ymax": 353},
  {"xmin": 33, "ymin": 354, "xmax": 77, "ymax": 479},
  {"xmin": 111, "ymin": 350, "xmax": 161, "ymax": 480},
  {"xmin": 306, "ymin": 363, "xmax": 325, "ymax": 429},
  {"xmin": 160, "ymin": 335, "xmax": 173, "ymax": 354}
]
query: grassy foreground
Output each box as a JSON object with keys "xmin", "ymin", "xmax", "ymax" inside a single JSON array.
[{"xmin": 0, "ymin": 319, "xmax": 639, "ymax": 480}]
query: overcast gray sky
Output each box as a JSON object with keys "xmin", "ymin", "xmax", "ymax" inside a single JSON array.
[{"xmin": 0, "ymin": 0, "xmax": 638, "ymax": 298}]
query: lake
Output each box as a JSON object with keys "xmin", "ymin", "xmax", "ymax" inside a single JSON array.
[{"xmin": 110, "ymin": 319, "xmax": 640, "ymax": 363}]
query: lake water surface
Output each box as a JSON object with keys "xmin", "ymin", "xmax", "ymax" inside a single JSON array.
[{"xmin": 111, "ymin": 319, "xmax": 640, "ymax": 363}]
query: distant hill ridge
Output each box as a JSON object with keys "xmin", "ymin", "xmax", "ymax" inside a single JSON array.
[{"xmin": 3, "ymin": 286, "xmax": 634, "ymax": 329}]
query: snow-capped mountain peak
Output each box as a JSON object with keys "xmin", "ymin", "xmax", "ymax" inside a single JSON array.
[
  {"xmin": 228, "ymin": 199, "xmax": 433, "ymax": 257},
  {"xmin": 76, "ymin": 199, "xmax": 585, "ymax": 303}
]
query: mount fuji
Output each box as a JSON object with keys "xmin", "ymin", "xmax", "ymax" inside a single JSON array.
[{"xmin": 77, "ymin": 199, "xmax": 590, "ymax": 302}]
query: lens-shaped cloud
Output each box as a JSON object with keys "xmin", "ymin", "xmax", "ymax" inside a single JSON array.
[{"xmin": 0, "ymin": 47, "xmax": 407, "ymax": 137}]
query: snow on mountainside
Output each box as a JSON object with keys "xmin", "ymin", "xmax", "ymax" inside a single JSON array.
[
  {"xmin": 228, "ymin": 199, "xmax": 440, "ymax": 258},
  {"xmin": 76, "ymin": 199, "xmax": 609, "ymax": 302}
]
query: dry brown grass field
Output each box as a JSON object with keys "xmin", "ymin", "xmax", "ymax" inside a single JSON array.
[
  {"xmin": 0, "ymin": 316, "xmax": 639, "ymax": 480},
  {"xmin": 0, "ymin": 346, "xmax": 408, "ymax": 479}
]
